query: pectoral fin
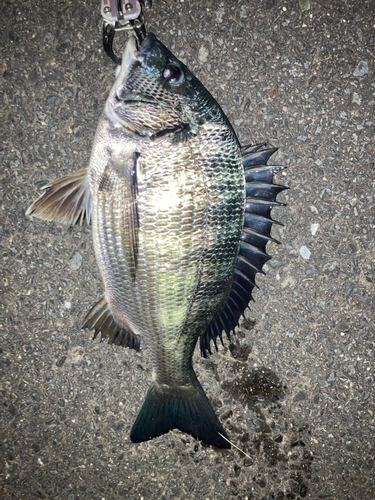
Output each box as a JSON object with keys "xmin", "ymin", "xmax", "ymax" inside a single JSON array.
[
  {"xmin": 98, "ymin": 153, "xmax": 140, "ymax": 281},
  {"xmin": 26, "ymin": 169, "xmax": 92, "ymax": 226}
]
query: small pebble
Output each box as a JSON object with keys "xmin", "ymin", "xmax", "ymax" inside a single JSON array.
[
  {"xmin": 68, "ymin": 252, "xmax": 82, "ymax": 271},
  {"xmin": 353, "ymin": 61, "xmax": 368, "ymax": 77},
  {"xmin": 300, "ymin": 246, "xmax": 311, "ymax": 259},
  {"xmin": 56, "ymin": 356, "xmax": 67, "ymax": 367},
  {"xmin": 293, "ymin": 390, "xmax": 308, "ymax": 402}
]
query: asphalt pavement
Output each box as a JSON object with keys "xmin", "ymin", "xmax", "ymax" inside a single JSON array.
[{"xmin": 1, "ymin": 0, "xmax": 374, "ymax": 499}]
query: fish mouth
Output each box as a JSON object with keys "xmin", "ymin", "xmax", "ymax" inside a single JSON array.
[
  {"xmin": 137, "ymin": 32, "xmax": 157, "ymax": 57},
  {"xmin": 105, "ymin": 33, "xmax": 160, "ymax": 131},
  {"xmin": 121, "ymin": 35, "xmax": 143, "ymax": 73},
  {"xmin": 105, "ymin": 36, "xmax": 144, "ymax": 128},
  {"xmin": 120, "ymin": 32, "xmax": 157, "ymax": 70},
  {"xmin": 111, "ymin": 35, "xmax": 146, "ymax": 97}
]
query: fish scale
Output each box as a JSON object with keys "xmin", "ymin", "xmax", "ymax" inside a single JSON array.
[
  {"xmin": 97, "ymin": 131, "xmax": 244, "ymax": 382},
  {"xmin": 26, "ymin": 32, "xmax": 286, "ymax": 448}
]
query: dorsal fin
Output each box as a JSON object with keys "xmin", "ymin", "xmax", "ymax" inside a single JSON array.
[{"xmin": 200, "ymin": 145, "xmax": 287, "ymax": 357}]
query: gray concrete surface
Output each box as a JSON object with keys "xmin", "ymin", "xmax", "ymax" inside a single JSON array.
[{"xmin": 1, "ymin": 0, "xmax": 374, "ymax": 499}]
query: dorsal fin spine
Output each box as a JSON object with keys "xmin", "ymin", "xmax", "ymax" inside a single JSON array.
[{"xmin": 200, "ymin": 145, "xmax": 286, "ymax": 357}]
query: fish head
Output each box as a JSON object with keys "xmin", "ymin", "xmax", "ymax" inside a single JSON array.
[{"xmin": 106, "ymin": 33, "xmax": 221, "ymax": 138}]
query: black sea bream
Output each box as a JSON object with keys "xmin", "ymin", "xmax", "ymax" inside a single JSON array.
[{"xmin": 27, "ymin": 33, "xmax": 286, "ymax": 448}]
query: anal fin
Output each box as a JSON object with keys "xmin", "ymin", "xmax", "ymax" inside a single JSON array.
[
  {"xmin": 26, "ymin": 169, "xmax": 92, "ymax": 226},
  {"xmin": 82, "ymin": 296, "xmax": 140, "ymax": 351}
]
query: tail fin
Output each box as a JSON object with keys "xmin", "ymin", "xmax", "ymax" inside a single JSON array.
[{"xmin": 130, "ymin": 377, "xmax": 230, "ymax": 448}]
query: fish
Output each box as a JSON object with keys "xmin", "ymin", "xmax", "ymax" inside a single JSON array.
[{"xmin": 26, "ymin": 32, "xmax": 286, "ymax": 448}]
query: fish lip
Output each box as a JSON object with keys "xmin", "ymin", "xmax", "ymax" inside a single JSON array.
[
  {"xmin": 119, "ymin": 32, "xmax": 157, "ymax": 66},
  {"xmin": 112, "ymin": 33, "xmax": 157, "ymax": 100},
  {"xmin": 114, "ymin": 35, "xmax": 145, "ymax": 87},
  {"xmin": 137, "ymin": 32, "xmax": 157, "ymax": 57},
  {"xmin": 122, "ymin": 35, "xmax": 142, "ymax": 69},
  {"xmin": 109, "ymin": 36, "xmax": 140, "ymax": 101},
  {"xmin": 105, "ymin": 33, "xmax": 158, "ymax": 130},
  {"xmin": 105, "ymin": 36, "xmax": 140, "ymax": 128}
]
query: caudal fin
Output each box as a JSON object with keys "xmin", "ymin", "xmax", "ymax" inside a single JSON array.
[{"xmin": 130, "ymin": 378, "xmax": 230, "ymax": 448}]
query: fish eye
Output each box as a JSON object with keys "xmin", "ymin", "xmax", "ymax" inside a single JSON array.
[{"xmin": 162, "ymin": 63, "xmax": 184, "ymax": 85}]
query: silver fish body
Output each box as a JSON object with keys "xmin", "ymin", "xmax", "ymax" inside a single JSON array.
[
  {"xmin": 91, "ymin": 119, "xmax": 244, "ymax": 381},
  {"xmin": 26, "ymin": 33, "xmax": 286, "ymax": 448},
  {"xmin": 90, "ymin": 34, "xmax": 243, "ymax": 446}
]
